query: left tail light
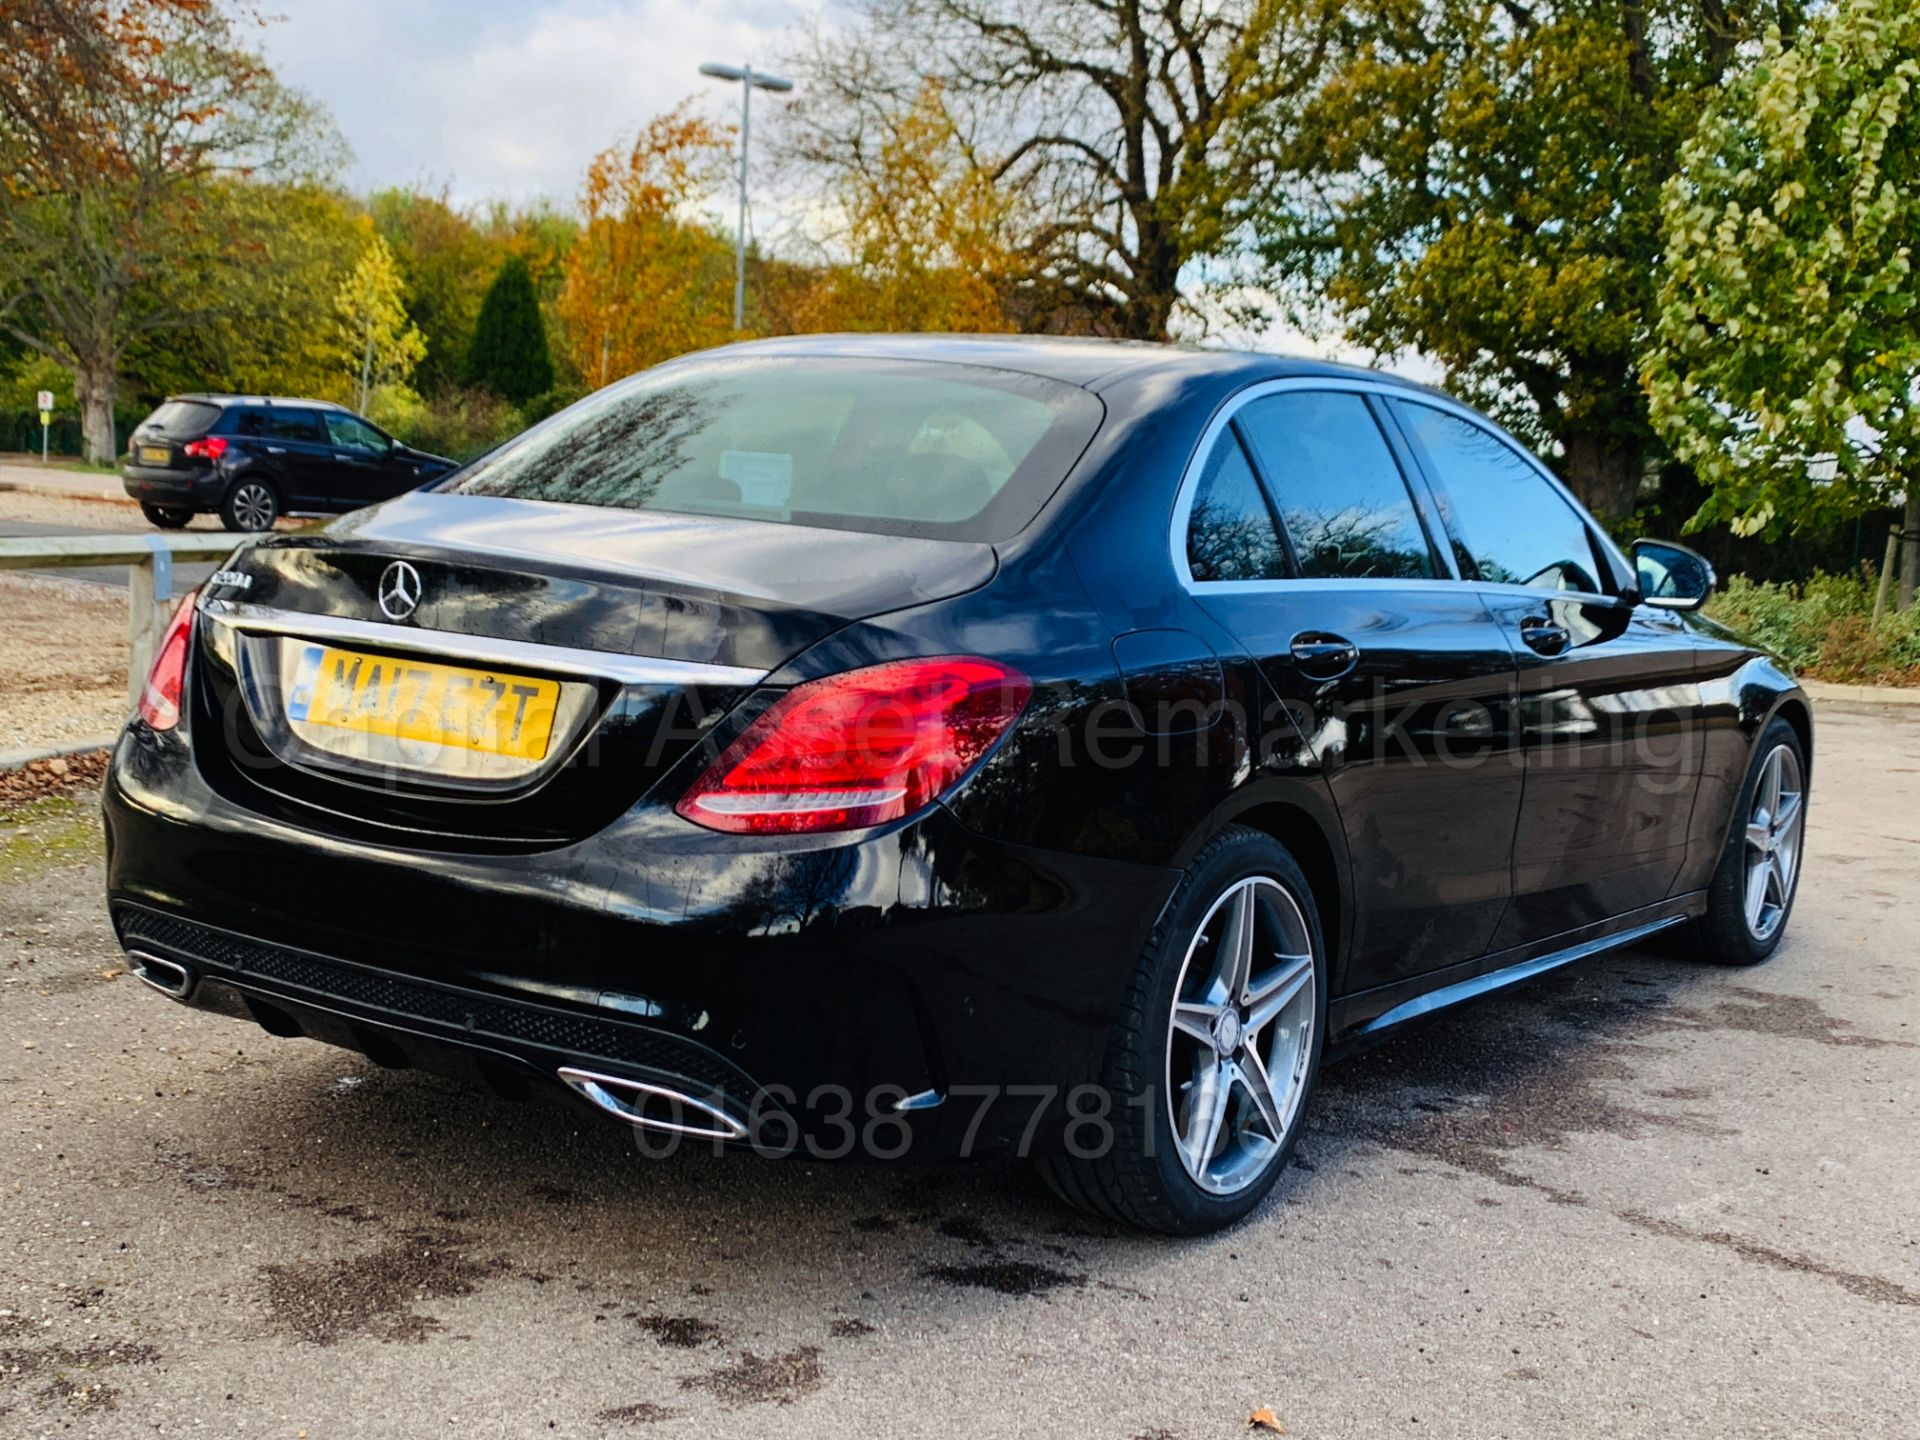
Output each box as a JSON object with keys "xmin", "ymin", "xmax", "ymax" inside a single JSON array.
[
  {"xmin": 675, "ymin": 657, "xmax": 1032, "ymax": 835},
  {"xmin": 137, "ymin": 590, "xmax": 199, "ymax": 731},
  {"xmin": 182, "ymin": 436, "xmax": 227, "ymax": 461}
]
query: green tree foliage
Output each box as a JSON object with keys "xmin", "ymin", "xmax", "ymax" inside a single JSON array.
[
  {"xmin": 1252, "ymin": 0, "xmax": 1803, "ymax": 519},
  {"xmin": 335, "ymin": 231, "xmax": 427, "ymax": 423},
  {"xmin": 1646, "ymin": 0, "xmax": 1920, "ymax": 552},
  {"xmin": 128, "ymin": 182, "xmax": 364, "ymax": 401},
  {"xmin": 369, "ymin": 188, "xmax": 499, "ymax": 392},
  {"xmin": 464, "ymin": 256, "xmax": 554, "ymax": 404}
]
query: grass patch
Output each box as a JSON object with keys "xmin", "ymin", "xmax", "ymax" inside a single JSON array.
[
  {"xmin": 1709, "ymin": 571, "xmax": 1920, "ymax": 686},
  {"xmin": 0, "ymin": 793, "xmax": 104, "ymax": 874}
]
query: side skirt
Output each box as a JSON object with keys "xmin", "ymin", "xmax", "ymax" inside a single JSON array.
[{"xmin": 1327, "ymin": 893, "xmax": 1705, "ymax": 1051}]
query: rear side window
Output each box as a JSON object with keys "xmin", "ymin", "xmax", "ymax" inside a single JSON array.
[
  {"xmin": 442, "ymin": 356, "xmax": 1104, "ymax": 542},
  {"xmin": 1185, "ymin": 433, "xmax": 1290, "ymax": 582},
  {"xmin": 139, "ymin": 400, "xmax": 220, "ymax": 437},
  {"xmin": 270, "ymin": 409, "xmax": 328, "ymax": 443},
  {"xmin": 1393, "ymin": 402, "xmax": 1605, "ymax": 594},
  {"xmin": 1236, "ymin": 392, "xmax": 1435, "ymax": 580}
]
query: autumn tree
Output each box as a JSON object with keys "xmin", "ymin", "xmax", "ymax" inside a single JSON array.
[
  {"xmin": 336, "ymin": 231, "xmax": 427, "ymax": 421},
  {"xmin": 0, "ymin": 0, "xmax": 338, "ymax": 461},
  {"xmin": 782, "ymin": 82, "xmax": 1015, "ymax": 333},
  {"xmin": 1647, "ymin": 0, "xmax": 1920, "ymax": 604},
  {"xmin": 1252, "ymin": 0, "xmax": 1806, "ymax": 519},
  {"xmin": 788, "ymin": 0, "xmax": 1339, "ymax": 339},
  {"xmin": 557, "ymin": 108, "xmax": 735, "ymax": 387},
  {"xmin": 465, "ymin": 256, "xmax": 554, "ymax": 404},
  {"xmin": 131, "ymin": 181, "xmax": 364, "ymax": 401}
]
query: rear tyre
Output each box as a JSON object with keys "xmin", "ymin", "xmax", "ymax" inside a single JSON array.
[
  {"xmin": 140, "ymin": 503, "xmax": 192, "ymax": 529},
  {"xmin": 1038, "ymin": 826, "xmax": 1326, "ymax": 1235},
  {"xmin": 220, "ymin": 477, "xmax": 280, "ymax": 532},
  {"xmin": 1693, "ymin": 716, "xmax": 1808, "ymax": 966}
]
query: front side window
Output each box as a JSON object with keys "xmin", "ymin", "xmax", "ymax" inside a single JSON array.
[
  {"xmin": 442, "ymin": 356, "xmax": 1104, "ymax": 542},
  {"xmin": 1185, "ymin": 432, "xmax": 1290, "ymax": 582},
  {"xmin": 1235, "ymin": 392, "xmax": 1436, "ymax": 580},
  {"xmin": 326, "ymin": 413, "xmax": 388, "ymax": 453},
  {"xmin": 1394, "ymin": 402, "xmax": 1605, "ymax": 593}
]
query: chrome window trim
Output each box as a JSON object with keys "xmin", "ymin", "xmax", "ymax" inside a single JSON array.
[
  {"xmin": 1169, "ymin": 376, "xmax": 1629, "ymax": 597},
  {"xmin": 200, "ymin": 599, "xmax": 768, "ymax": 689}
]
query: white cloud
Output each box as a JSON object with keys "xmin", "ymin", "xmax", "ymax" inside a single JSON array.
[{"xmin": 261, "ymin": 0, "xmax": 817, "ymax": 208}]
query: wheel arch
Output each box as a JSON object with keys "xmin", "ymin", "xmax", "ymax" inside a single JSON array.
[
  {"xmin": 224, "ymin": 466, "xmax": 284, "ymax": 504},
  {"xmin": 1207, "ymin": 797, "xmax": 1350, "ymax": 988},
  {"xmin": 1767, "ymin": 693, "xmax": 1814, "ymax": 780}
]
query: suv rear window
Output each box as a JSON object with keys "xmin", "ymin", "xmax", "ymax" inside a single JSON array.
[
  {"xmin": 441, "ymin": 356, "xmax": 1104, "ymax": 541},
  {"xmin": 139, "ymin": 400, "xmax": 221, "ymax": 437}
]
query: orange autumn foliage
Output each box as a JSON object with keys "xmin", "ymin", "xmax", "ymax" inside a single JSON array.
[{"xmin": 557, "ymin": 106, "xmax": 736, "ymax": 387}]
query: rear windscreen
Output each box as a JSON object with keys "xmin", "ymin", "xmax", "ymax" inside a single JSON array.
[
  {"xmin": 140, "ymin": 400, "xmax": 221, "ymax": 437},
  {"xmin": 440, "ymin": 356, "xmax": 1104, "ymax": 541}
]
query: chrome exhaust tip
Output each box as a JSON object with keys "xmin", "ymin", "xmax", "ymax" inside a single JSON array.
[
  {"xmin": 557, "ymin": 1067, "xmax": 749, "ymax": 1142},
  {"xmin": 125, "ymin": 950, "xmax": 196, "ymax": 999}
]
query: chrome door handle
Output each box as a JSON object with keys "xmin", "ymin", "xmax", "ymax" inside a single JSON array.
[
  {"xmin": 1289, "ymin": 632, "xmax": 1359, "ymax": 680},
  {"xmin": 265, "ymin": 446, "xmax": 285, "ymax": 454},
  {"xmin": 1519, "ymin": 617, "xmax": 1571, "ymax": 656}
]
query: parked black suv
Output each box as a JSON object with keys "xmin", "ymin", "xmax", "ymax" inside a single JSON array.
[{"xmin": 121, "ymin": 395, "xmax": 456, "ymax": 531}]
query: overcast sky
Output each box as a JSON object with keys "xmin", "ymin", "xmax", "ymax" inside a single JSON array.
[{"xmin": 259, "ymin": 0, "xmax": 817, "ymax": 207}]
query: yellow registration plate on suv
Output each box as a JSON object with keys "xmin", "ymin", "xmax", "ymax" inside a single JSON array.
[
  {"xmin": 138, "ymin": 444, "xmax": 169, "ymax": 465},
  {"xmin": 284, "ymin": 644, "xmax": 561, "ymax": 760}
]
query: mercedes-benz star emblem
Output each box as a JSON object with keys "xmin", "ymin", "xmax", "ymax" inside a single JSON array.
[{"xmin": 377, "ymin": 560, "xmax": 423, "ymax": 622}]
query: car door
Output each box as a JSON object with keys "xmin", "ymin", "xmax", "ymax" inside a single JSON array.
[
  {"xmin": 263, "ymin": 407, "xmax": 334, "ymax": 509},
  {"xmin": 322, "ymin": 411, "xmax": 407, "ymax": 508},
  {"xmin": 1387, "ymin": 399, "xmax": 1704, "ymax": 947},
  {"xmin": 1179, "ymin": 384, "xmax": 1524, "ymax": 991}
]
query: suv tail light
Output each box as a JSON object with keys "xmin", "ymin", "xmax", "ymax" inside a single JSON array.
[
  {"xmin": 137, "ymin": 591, "xmax": 199, "ymax": 731},
  {"xmin": 676, "ymin": 657, "xmax": 1032, "ymax": 835},
  {"xmin": 183, "ymin": 436, "xmax": 227, "ymax": 461}
]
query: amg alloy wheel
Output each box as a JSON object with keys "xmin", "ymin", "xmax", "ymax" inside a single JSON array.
[
  {"xmin": 1039, "ymin": 827, "xmax": 1326, "ymax": 1234},
  {"xmin": 1165, "ymin": 877, "xmax": 1317, "ymax": 1197},
  {"xmin": 1695, "ymin": 716, "xmax": 1809, "ymax": 966},
  {"xmin": 1741, "ymin": 743, "xmax": 1805, "ymax": 943}
]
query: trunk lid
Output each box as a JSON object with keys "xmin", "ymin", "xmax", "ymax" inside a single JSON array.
[{"xmin": 188, "ymin": 491, "xmax": 996, "ymax": 848}]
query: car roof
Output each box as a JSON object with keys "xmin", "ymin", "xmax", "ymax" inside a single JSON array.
[
  {"xmin": 693, "ymin": 332, "xmax": 1446, "ymax": 396},
  {"xmin": 168, "ymin": 394, "xmax": 349, "ymax": 412}
]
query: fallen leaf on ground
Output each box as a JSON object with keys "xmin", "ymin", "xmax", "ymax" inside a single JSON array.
[{"xmin": 1248, "ymin": 1408, "xmax": 1285, "ymax": 1433}]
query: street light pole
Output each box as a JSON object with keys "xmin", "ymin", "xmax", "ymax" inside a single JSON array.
[{"xmin": 698, "ymin": 61, "xmax": 794, "ymax": 333}]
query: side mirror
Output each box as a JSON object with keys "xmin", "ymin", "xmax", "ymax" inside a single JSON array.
[{"xmin": 1631, "ymin": 538, "xmax": 1715, "ymax": 611}]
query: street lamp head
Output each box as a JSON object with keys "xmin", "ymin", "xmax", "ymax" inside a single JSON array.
[{"xmin": 697, "ymin": 61, "xmax": 795, "ymax": 91}]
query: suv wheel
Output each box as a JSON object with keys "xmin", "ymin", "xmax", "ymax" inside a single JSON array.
[
  {"xmin": 221, "ymin": 478, "xmax": 280, "ymax": 532},
  {"xmin": 1039, "ymin": 827, "xmax": 1326, "ymax": 1234},
  {"xmin": 1693, "ymin": 716, "xmax": 1808, "ymax": 965},
  {"xmin": 140, "ymin": 503, "xmax": 192, "ymax": 529}
]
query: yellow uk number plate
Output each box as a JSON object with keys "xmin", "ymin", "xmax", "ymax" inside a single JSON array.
[
  {"xmin": 138, "ymin": 444, "xmax": 169, "ymax": 464},
  {"xmin": 284, "ymin": 644, "xmax": 561, "ymax": 760}
]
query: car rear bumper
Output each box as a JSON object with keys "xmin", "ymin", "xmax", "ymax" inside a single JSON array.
[
  {"xmin": 102, "ymin": 724, "xmax": 1180, "ymax": 1161},
  {"xmin": 121, "ymin": 465, "xmax": 220, "ymax": 506}
]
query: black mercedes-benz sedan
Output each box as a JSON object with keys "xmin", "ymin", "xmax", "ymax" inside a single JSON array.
[{"xmin": 103, "ymin": 336, "xmax": 1810, "ymax": 1234}]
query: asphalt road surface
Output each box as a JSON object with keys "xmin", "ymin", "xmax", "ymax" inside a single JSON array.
[
  {"xmin": 0, "ymin": 518, "xmax": 222, "ymax": 591},
  {"xmin": 2, "ymin": 706, "xmax": 1915, "ymax": 1438}
]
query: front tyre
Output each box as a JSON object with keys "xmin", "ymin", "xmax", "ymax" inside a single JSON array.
[
  {"xmin": 1040, "ymin": 827, "xmax": 1326, "ymax": 1235},
  {"xmin": 1694, "ymin": 716, "xmax": 1808, "ymax": 966},
  {"xmin": 220, "ymin": 477, "xmax": 280, "ymax": 532}
]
